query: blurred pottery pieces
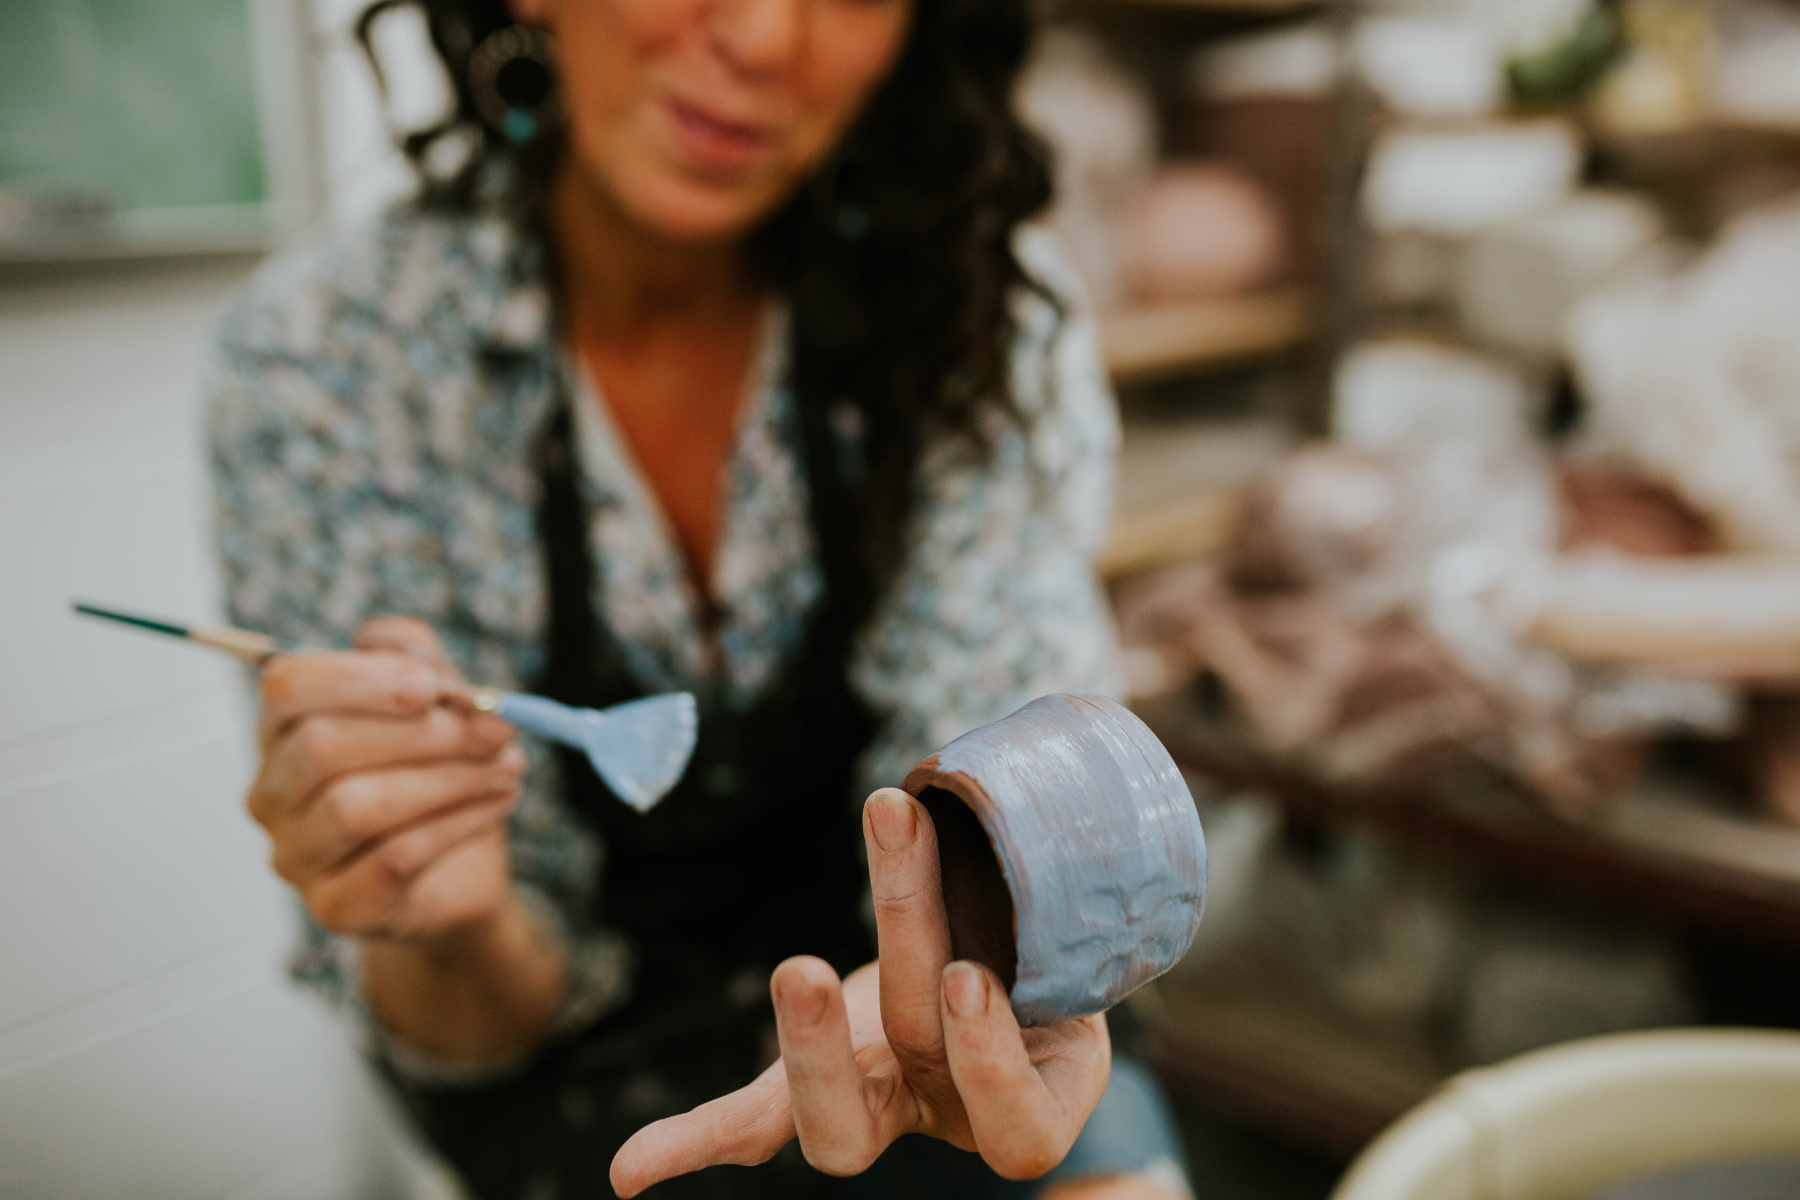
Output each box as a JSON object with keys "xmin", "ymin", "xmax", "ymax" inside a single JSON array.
[
  {"xmin": 1119, "ymin": 164, "xmax": 1287, "ymax": 305},
  {"xmin": 1556, "ymin": 464, "xmax": 1716, "ymax": 557},
  {"xmin": 1713, "ymin": 5, "xmax": 1800, "ymax": 128},
  {"xmin": 1183, "ymin": 26, "xmax": 1333, "ymax": 283},
  {"xmin": 1588, "ymin": 0, "xmax": 1713, "ymax": 135},
  {"xmin": 1332, "ymin": 338, "xmax": 1539, "ymax": 451},
  {"xmin": 1362, "ymin": 121, "xmax": 1581, "ymax": 236},
  {"xmin": 1016, "ymin": 29, "xmax": 1158, "ymax": 311},
  {"xmin": 1456, "ymin": 189, "xmax": 1667, "ymax": 359},
  {"xmin": 903, "ymin": 692, "xmax": 1207, "ymax": 1027},
  {"xmin": 1751, "ymin": 699, "xmax": 1800, "ymax": 827},
  {"xmin": 1568, "ymin": 196, "xmax": 1800, "ymax": 553},
  {"xmin": 1352, "ymin": 16, "xmax": 1503, "ymax": 118},
  {"xmin": 1531, "ymin": 555, "xmax": 1800, "ymax": 678}
]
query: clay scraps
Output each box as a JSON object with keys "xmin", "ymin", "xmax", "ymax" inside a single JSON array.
[{"xmin": 1116, "ymin": 442, "xmax": 1742, "ymax": 818}]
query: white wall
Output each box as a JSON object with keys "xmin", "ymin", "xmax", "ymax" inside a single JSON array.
[
  {"xmin": 0, "ymin": 260, "xmax": 420, "ymax": 1200},
  {"xmin": 311, "ymin": 0, "xmax": 451, "ymax": 228},
  {"xmin": 0, "ymin": 8, "xmax": 475, "ymax": 1195}
]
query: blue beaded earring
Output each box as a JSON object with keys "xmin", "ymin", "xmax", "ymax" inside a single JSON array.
[
  {"xmin": 467, "ymin": 24, "xmax": 561, "ymax": 145},
  {"xmin": 817, "ymin": 150, "xmax": 872, "ymax": 241}
]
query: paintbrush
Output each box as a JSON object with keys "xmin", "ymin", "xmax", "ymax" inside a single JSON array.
[{"xmin": 72, "ymin": 602, "xmax": 697, "ymax": 813}]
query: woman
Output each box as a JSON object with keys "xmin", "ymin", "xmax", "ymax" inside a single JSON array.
[{"xmin": 209, "ymin": 0, "xmax": 1191, "ymax": 1196}]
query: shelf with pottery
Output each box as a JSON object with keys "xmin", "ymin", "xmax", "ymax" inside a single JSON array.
[
  {"xmin": 1098, "ymin": 413, "xmax": 1290, "ymax": 581},
  {"xmin": 1099, "ymin": 289, "xmax": 1315, "ymax": 388},
  {"xmin": 1587, "ymin": 118, "xmax": 1800, "ymax": 181},
  {"xmin": 1101, "ymin": 490, "xmax": 1245, "ymax": 581},
  {"xmin": 1591, "ymin": 117, "xmax": 1800, "ymax": 148},
  {"xmin": 1126, "ymin": 695, "xmax": 1800, "ymax": 1149},
  {"xmin": 1097, "ymin": 0, "xmax": 1327, "ymax": 14},
  {"xmin": 1133, "ymin": 690, "xmax": 1800, "ymax": 949},
  {"xmin": 1132, "ymin": 695, "xmax": 1800, "ymax": 1157},
  {"xmin": 1529, "ymin": 561, "xmax": 1800, "ymax": 685}
]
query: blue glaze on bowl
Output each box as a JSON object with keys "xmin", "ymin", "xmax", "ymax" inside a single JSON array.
[{"xmin": 904, "ymin": 692, "xmax": 1207, "ymax": 1027}]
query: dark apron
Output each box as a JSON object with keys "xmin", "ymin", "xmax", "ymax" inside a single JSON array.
[{"xmin": 382, "ymin": 394, "xmax": 1033, "ymax": 1200}]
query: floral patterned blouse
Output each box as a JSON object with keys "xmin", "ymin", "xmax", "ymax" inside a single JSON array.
[{"xmin": 207, "ymin": 205, "xmax": 1123, "ymax": 1069}]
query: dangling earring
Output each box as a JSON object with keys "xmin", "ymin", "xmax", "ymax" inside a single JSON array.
[
  {"xmin": 467, "ymin": 24, "xmax": 561, "ymax": 145},
  {"xmin": 817, "ymin": 151, "xmax": 871, "ymax": 240}
]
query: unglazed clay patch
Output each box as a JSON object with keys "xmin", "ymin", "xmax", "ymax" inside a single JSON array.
[{"xmin": 903, "ymin": 692, "xmax": 1207, "ymax": 1026}]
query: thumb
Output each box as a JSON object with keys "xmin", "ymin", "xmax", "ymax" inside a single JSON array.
[{"xmin": 610, "ymin": 1061, "xmax": 797, "ymax": 1198}]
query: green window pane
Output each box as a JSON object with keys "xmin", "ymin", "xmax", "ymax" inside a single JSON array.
[{"xmin": 0, "ymin": 0, "xmax": 267, "ymax": 212}]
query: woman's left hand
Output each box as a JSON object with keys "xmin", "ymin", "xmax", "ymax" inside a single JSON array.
[{"xmin": 610, "ymin": 787, "xmax": 1112, "ymax": 1195}]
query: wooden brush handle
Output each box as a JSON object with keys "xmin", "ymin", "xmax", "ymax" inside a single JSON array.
[{"xmin": 188, "ymin": 625, "xmax": 281, "ymax": 665}]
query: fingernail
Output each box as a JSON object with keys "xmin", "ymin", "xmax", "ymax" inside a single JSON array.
[
  {"xmin": 780, "ymin": 978, "xmax": 828, "ymax": 1026},
  {"xmin": 869, "ymin": 792, "xmax": 917, "ymax": 852},
  {"xmin": 498, "ymin": 743, "xmax": 527, "ymax": 771},
  {"xmin": 943, "ymin": 962, "xmax": 987, "ymax": 1018}
]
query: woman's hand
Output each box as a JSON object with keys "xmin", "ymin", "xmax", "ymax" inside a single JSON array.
[
  {"xmin": 246, "ymin": 616, "xmax": 526, "ymax": 943},
  {"xmin": 250, "ymin": 617, "xmax": 564, "ymax": 1064},
  {"xmin": 609, "ymin": 788, "xmax": 1113, "ymax": 1195}
]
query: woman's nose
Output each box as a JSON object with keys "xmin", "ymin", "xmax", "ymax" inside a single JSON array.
[{"xmin": 707, "ymin": 0, "xmax": 804, "ymax": 76}]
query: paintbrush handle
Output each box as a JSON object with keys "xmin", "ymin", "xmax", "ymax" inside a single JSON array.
[
  {"xmin": 187, "ymin": 625, "xmax": 282, "ymax": 665},
  {"xmin": 78, "ymin": 602, "xmax": 503, "ymax": 710}
]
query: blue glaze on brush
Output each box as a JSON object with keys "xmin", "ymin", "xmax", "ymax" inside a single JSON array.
[
  {"xmin": 923, "ymin": 693, "xmax": 1206, "ymax": 1027},
  {"xmin": 497, "ymin": 691, "xmax": 698, "ymax": 813}
]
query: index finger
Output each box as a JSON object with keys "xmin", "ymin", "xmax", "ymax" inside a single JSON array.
[
  {"xmin": 609, "ymin": 1062, "xmax": 795, "ymax": 1198},
  {"xmin": 353, "ymin": 616, "xmax": 455, "ymax": 670},
  {"xmin": 258, "ymin": 651, "xmax": 441, "ymax": 742}
]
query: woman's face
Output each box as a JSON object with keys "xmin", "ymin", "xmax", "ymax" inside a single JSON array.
[{"xmin": 511, "ymin": 0, "xmax": 913, "ymax": 244}]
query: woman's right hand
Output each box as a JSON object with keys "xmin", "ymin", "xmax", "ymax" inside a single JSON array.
[{"xmin": 246, "ymin": 617, "xmax": 527, "ymax": 944}]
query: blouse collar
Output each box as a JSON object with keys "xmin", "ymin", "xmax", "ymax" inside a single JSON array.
[{"xmin": 566, "ymin": 302, "xmax": 820, "ymax": 704}]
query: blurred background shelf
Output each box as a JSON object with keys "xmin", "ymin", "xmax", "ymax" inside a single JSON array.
[
  {"xmin": 1101, "ymin": 290, "xmax": 1315, "ymax": 387},
  {"xmin": 1100, "ymin": 415, "xmax": 1284, "ymax": 579},
  {"xmin": 1102, "ymin": 490, "xmax": 1244, "ymax": 580},
  {"xmin": 1136, "ymin": 694, "xmax": 1800, "ymax": 949},
  {"xmin": 1097, "ymin": 0, "xmax": 1326, "ymax": 13},
  {"xmin": 1139, "ymin": 952, "xmax": 1443, "ymax": 1156},
  {"xmin": 1590, "ymin": 120, "xmax": 1800, "ymax": 182},
  {"xmin": 0, "ymin": 210, "xmax": 278, "ymax": 268},
  {"xmin": 1592, "ymin": 119, "xmax": 1800, "ymax": 150}
]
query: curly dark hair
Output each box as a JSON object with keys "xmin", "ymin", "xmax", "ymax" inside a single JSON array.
[{"xmin": 357, "ymin": 0, "xmax": 1055, "ymax": 610}]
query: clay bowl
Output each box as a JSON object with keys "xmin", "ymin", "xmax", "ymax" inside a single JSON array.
[{"xmin": 902, "ymin": 692, "xmax": 1207, "ymax": 1027}]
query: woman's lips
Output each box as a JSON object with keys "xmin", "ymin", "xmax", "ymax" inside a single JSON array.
[{"xmin": 661, "ymin": 95, "xmax": 776, "ymax": 175}]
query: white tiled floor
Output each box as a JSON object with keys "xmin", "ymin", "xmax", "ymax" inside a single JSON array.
[{"xmin": 0, "ymin": 260, "xmax": 411, "ymax": 1200}]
